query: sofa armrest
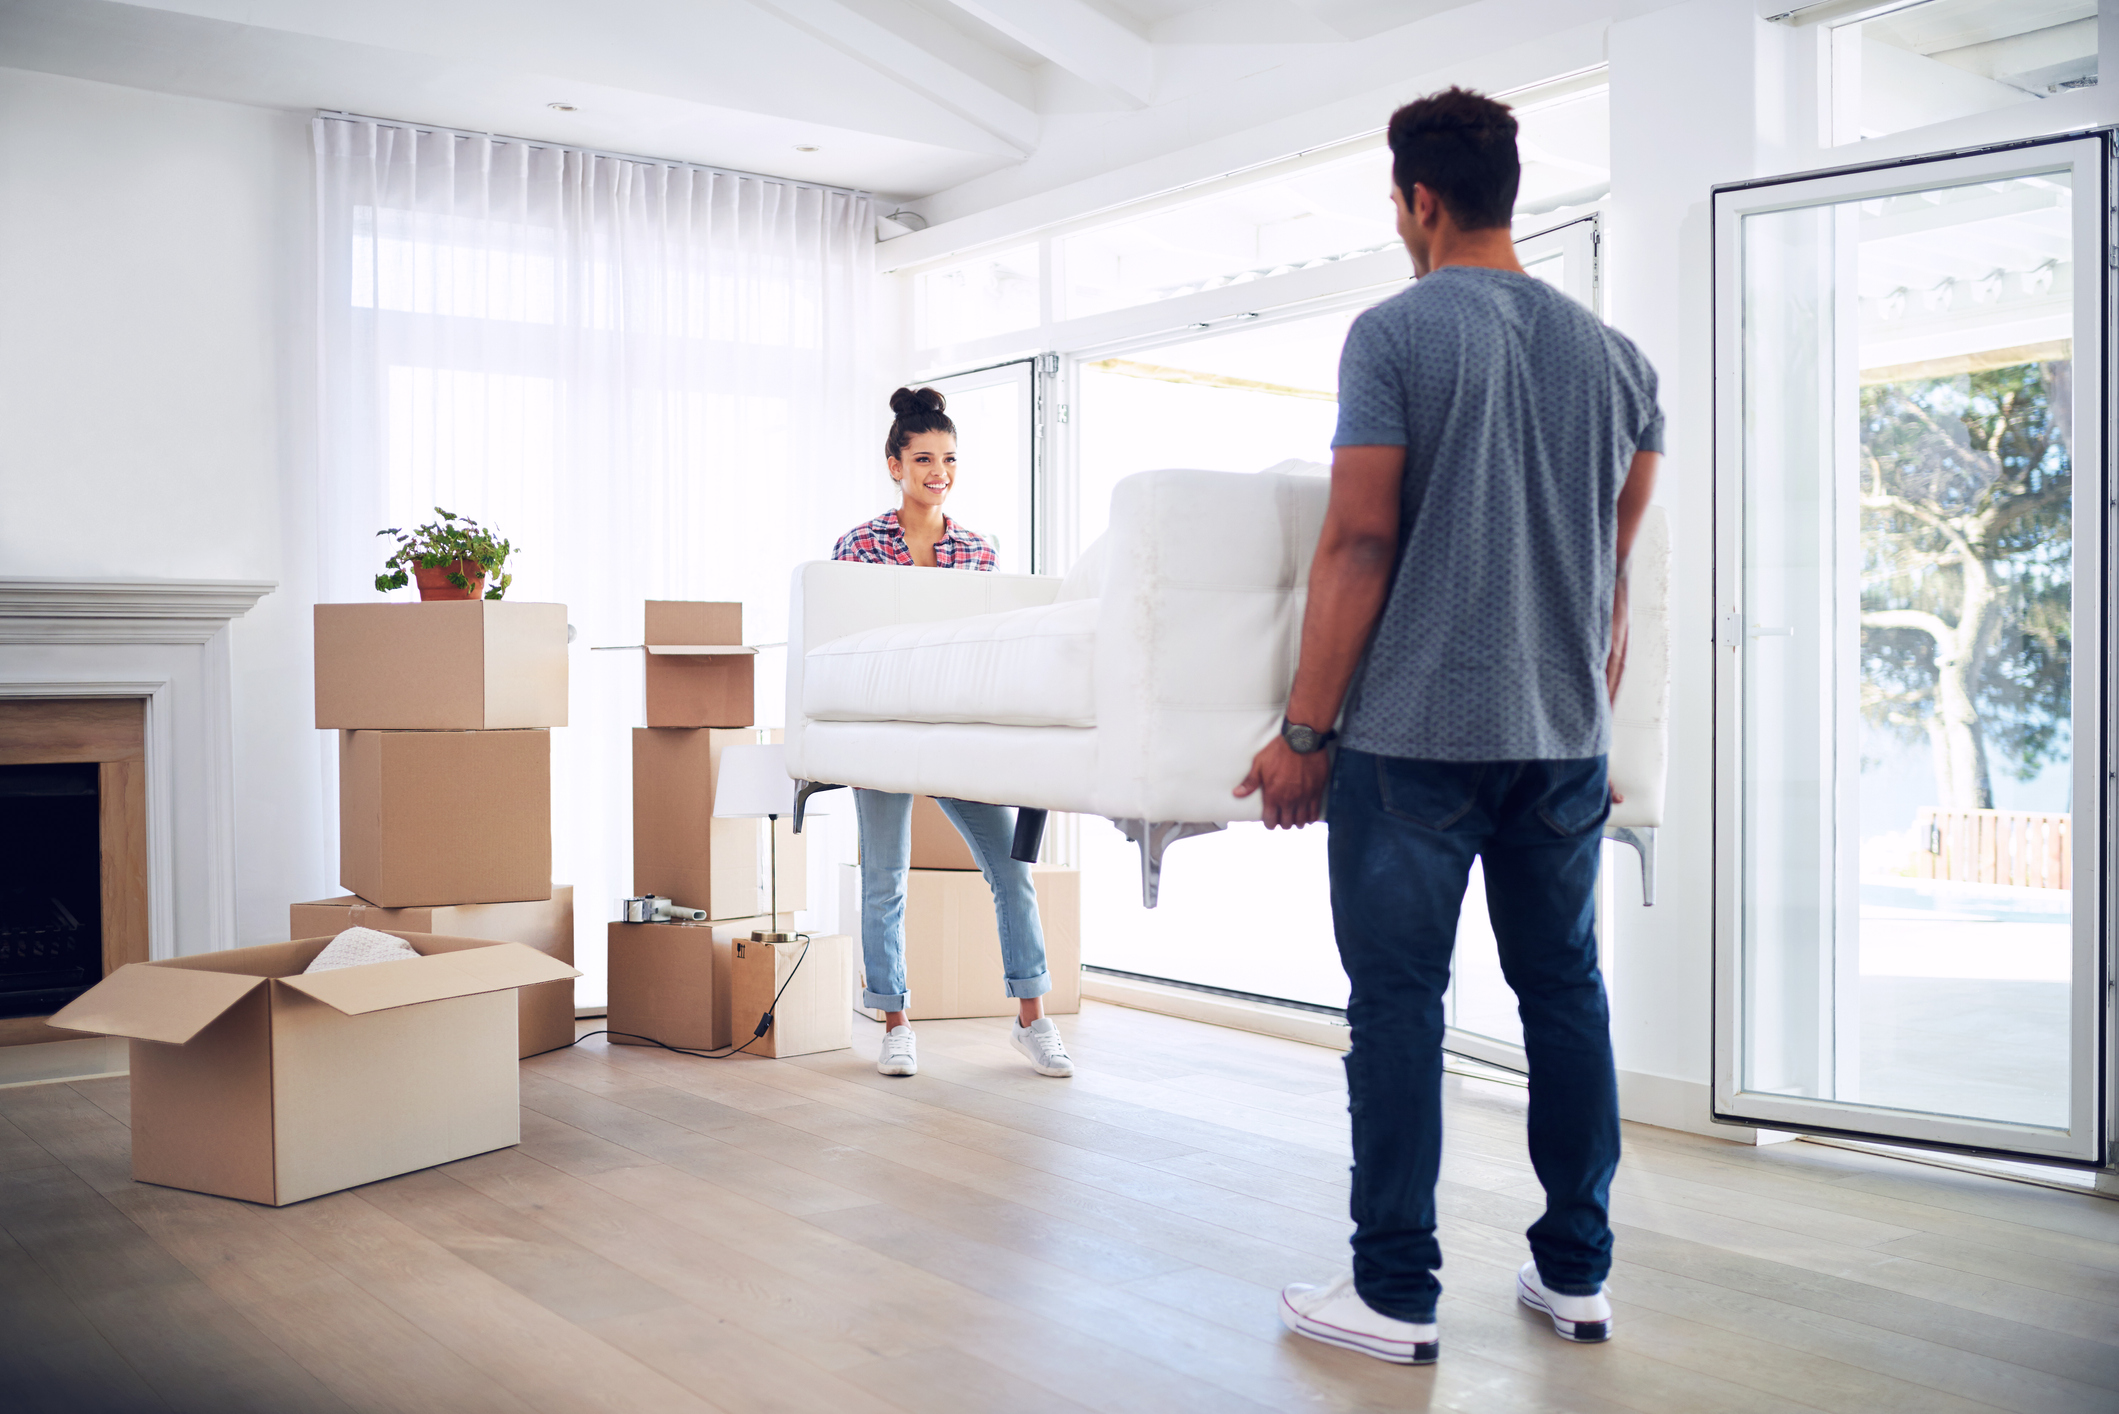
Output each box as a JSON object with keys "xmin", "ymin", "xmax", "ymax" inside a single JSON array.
[
  {"xmin": 1093, "ymin": 467, "xmax": 1331, "ymax": 821},
  {"xmin": 785, "ymin": 561, "xmax": 1060, "ymax": 777}
]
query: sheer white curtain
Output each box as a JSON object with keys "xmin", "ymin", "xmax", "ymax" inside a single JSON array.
[{"xmin": 315, "ymin": 115, "xmax": 874, "ymax": 1003}]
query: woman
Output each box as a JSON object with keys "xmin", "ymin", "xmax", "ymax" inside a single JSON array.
[
  {"xmin": 834, "ymin": 387, "xmax": 1076, "ymax": 1085},
  {"xmin": 831, "ymin": 386, "xmax": 1074, "ymax": 1080}
]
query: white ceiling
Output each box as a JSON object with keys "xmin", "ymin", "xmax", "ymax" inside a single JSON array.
[{"xmin": 0, "ymin": 0, "xmax": 1492, "ymax": 200}]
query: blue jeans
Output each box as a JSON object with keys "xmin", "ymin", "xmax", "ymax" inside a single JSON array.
[
  {"xmin": 1328, "ymin": 748, "xmax": 1620, "ymax": 1322},
  {"xmin": 854, "ymin": 790, "xmax": 1050, "ymax": 1011}
]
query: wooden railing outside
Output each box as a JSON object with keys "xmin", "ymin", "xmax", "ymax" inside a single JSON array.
[{"xmin": 1912, "ymin": 807, "xmax": 2071, "ymax": 891}]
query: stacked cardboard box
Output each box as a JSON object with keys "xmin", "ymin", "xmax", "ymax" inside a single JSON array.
[
  {"xmin": 629, "ymin": 602, "xmax": 799, "ymax": 920},
  {"xmin": 606, "ymin": 916, "xmax": 849, "ymax": 1058},
  {"xmin": 609, "ymin": 601, "xmax": 845, "ymax": 1059},
  {"xmin": 307, "ymin": 602, "xmax": 575, "ymax": 1056},
  {"xmin": 289, "ymin": 892, "xmax": 577, "ymax": 1058},
  {"xmin": 846, "ymin": 804, "xmax": 1083, "ymax": 1022}
]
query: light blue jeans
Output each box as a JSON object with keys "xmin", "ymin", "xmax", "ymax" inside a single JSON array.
[{"xmin": 854, "ymin": 789, "xmax": 1049, "ymax": 1011}]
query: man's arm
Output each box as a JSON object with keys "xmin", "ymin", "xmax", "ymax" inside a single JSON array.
[
  {"xmin": 1606, "ymin": 449, "xmax": 1661, "ymax": 704},
  {"xmin": 1234, "ymin": 444, "xmax": 1405, "ymax": 828}
]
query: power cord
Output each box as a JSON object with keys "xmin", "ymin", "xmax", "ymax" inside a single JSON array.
[{"xmin": 558, "ymin": 933, "xmax": 813, "ymax": 1060}]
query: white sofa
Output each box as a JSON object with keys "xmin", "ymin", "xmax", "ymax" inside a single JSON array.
[{"xmin": 787, "ymin": 464, "xmax": 1669, "ymax": 905}]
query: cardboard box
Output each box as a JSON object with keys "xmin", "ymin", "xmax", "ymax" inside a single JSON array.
[
  {"xmin": 910, "ymin": 796, "xmax": 979, "ymax": 871},
  {"xmin": 290, "ymin": 890, "xmax": 576, "ymax": 1057},
  {"xmin": 314, "ymin": 602, "xmax": 568, "ymax": 730},
  {"xmin": 644, "ymin": 601, "xmax": 753, "ymax": 728},
  {"xmin": 604, "ymin": 912, "xmax": 794, "ymax": 1053},
  {"xmin": 633, "ymin": 727, "xmax": 804, "ymax": 919},
  {"xmin": 847, "ymin": 865, "xmax": 1081, "ymax": 1021},
  {"xmin": 606, "ymin": 920, "xmax": 727, "ymax": 1052},
  {"xmin": 48, "ymin": 932, "xmax": 578, "ymax": 1206},
  {"xmin": 340, "ymin": 729, "xmax": 552, "ymax": 908},
  {"xmin": 731, "ymin": 933, "xmax": 851, "ymax": 1058}
]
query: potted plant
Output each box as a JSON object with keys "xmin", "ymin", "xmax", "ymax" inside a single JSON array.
[{"xmin": 375, "ymin": 510, "xmax": 515, "ymax": 601}]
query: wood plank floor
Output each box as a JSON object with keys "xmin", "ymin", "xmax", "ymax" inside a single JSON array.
[{"xmin": 3, "ymin": 1001, "xmax": 2116, "ymax": 1413}]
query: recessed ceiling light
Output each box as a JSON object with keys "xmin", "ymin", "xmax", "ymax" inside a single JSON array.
[
  {"xmin": 794, "ymin": 145, "xmax": 819, "ymax": 152},
  {"xmin": 548, "ymin": 102, "xmax": 577, "ymax": 111}
]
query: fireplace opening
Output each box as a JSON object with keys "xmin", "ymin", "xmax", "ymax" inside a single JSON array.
[{"xmin": 0, "ymin": 762, "xmax": 104, "ymax": 1018}]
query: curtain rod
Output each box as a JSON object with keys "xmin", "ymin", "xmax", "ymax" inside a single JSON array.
[{"xmin": 315, "ymin": 110, "xmax": 874, "ymax": 201}]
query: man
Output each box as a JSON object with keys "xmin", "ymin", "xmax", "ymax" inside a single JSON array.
[{"xmin": 1236, "ymin": 86, "xmax": 1663, "ymax": 1366}]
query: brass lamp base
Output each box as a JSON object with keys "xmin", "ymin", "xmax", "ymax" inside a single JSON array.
[{"xmin": 750, "ymin": 929, "xmax": 792, "ymax": 944}]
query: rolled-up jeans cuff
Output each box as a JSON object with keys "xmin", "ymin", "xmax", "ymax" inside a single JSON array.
[
  {"xmin": 864, "ymin": 989, "xmax": 910, "ymax": 1011},
  {"xmin": 1004, "ymin": 970, "xmax": 1050, "ymax": 1000}
]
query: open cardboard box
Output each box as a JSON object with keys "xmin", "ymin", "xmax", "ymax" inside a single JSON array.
[
  {"xmin": 642, "ymin": 600, "xmax": 754, "ymax": 728},
  {"xmin": 315, "ymin": 601, "xmax": 568, "ymax": 730},
  {"xmin": 49, "ymin": 932, "xmax": 578, "ymax": 1206},
  {"xmin": 289, "ymin": 890, "xmax": 576, "ymax": 1057}
]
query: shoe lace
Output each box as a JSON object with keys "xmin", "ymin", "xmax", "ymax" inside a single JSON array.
[
  {"xmin": 883, "ymin": 1032, "xmax": 915, "ymax": 1058},
  {"xmin": 1032, "ymin": 1030, "xmax": 1070, "ymax": 1061}
]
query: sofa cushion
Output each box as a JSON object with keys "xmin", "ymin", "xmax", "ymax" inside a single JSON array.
[{"xmin": 805, "ymin": 598, "xmax": 1098, "ymax": 729}]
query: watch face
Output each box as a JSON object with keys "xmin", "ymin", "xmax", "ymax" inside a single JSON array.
[{"xmin": 1285, "ymin": 723, "xmax": 1322, "ymax": 753}]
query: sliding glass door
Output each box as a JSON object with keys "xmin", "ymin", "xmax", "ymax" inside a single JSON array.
[
  {"xmin": 1712, "ymin": 136, "xmax": 2104, "ymax": 1162},
  {"xmin": 917, "ymin": 359, "xmax": 1040, "ymax": 573}
]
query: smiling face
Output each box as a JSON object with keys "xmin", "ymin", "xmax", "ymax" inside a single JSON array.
[{"xmin": 889, "ymin": 430, "xmax": 958, "ymax": 509}]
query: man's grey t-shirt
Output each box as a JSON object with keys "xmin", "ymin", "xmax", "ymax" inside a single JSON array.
[{"xmin": 1332, "ymin": 265, "xmax": 1663, "ymax": 762}]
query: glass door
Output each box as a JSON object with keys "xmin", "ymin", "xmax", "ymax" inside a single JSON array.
[
  {"xmin": 917, "ymin": 359, "xmax": 1040, "ymax": 573},
  {"xmin": 1712, "ymin": 136, "xmax": 2103, "ymax": 1162}
]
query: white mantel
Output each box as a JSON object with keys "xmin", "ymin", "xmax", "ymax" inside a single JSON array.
[{"xmin": 0, "ymin": 576, "xmax": 276, "ymax": 957}]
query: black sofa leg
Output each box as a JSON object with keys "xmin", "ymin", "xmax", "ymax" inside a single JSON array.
[{"xmin": 1011, "ymin": 808, "xmax": 1048, "ymax": 864}]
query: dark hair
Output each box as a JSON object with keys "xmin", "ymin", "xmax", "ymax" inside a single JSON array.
[
  {"xmin": 1385, "ymin": 87, "xmax": 1520, "ymax": 232},
  {"xmin": 885, "ymin": 386, "xmax": 954, "ymax": 462}
]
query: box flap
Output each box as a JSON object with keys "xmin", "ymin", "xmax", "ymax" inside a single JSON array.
[
  {"xmin": 274, "ymin": 941, "xmax": 580, "ymax": 1016},
  {"xmin": 644, "ymin": 645, "xmax": 758, "ymax": 655},
  {"xmin": 48, "ymin": 964, "xmax": 269, "ymax": 1044}
]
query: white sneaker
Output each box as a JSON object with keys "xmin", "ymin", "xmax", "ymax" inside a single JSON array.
[
  {"xmin": 1009, "ymin": 1016, "xmax": 1074, "ymax": 1076},
  {"xmin": 1516, "ymin": 1260, "xmax": 1612, "ymax": 1342},
  {"xmin": 1279, "ymin": 1273, "xmax": 1438, "ymax": 1365},
  {"xmin": 877, "ymin": 1025, "xmax": 917, "ymax": 1077}
]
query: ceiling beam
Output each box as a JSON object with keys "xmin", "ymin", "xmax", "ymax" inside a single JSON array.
[
  {"xmin": 748, "ymin": 0, "xmax": 1039, "ymax": 155},
  {"xmin": 1283, "ymin": 0, "xmax": 1478, "ymax": 42},
  {"xmin": 942, "ymin": 0, "xmax": 1154, "ymax": 106}
]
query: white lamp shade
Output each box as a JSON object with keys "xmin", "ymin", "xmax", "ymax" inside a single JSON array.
[{"xmin": 714, "ymin": 743, "xmax": 803, "ymax": 819}]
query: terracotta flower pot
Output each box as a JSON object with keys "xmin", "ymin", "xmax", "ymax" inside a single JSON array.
[{"xmin": 413, "ymin": 559, "xmax": 487, "ymax": 601}]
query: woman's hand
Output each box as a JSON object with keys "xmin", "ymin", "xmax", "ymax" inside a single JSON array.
[{"xmin": 1235, "ymin": 738, "xmax": 1330, "ymax": 829}]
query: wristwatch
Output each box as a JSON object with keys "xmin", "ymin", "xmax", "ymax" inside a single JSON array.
[{"xmin": 1281, "ymin": 718, "xmax": 1337, "ymax": 755}]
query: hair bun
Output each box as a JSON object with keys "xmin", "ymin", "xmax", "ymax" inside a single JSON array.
[{"xmin": 890, "ymin": 386, "xmax": 947, "ymax": 417}]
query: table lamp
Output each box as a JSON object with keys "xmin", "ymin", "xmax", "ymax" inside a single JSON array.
[{"xmin": 713, "ymin": 743, "xmax": 822, "ymax": 943}]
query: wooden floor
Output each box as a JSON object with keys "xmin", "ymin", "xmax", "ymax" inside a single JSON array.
[{"xmin": 3, "ymin": 1002, "xmax": 2117, "ymax": 1414}]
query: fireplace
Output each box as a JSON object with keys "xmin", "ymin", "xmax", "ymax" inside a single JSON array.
[
  {"xmin": 0, "ymin": 762, "xmax": 104, "ymax": 1016},
  {"xmin": 0, "ymin": 574, "xmax": 274, "ymax": 1056},
  {"xmin": 0, "ymin": 697, "xmax": 150, "ymax": 1041}
]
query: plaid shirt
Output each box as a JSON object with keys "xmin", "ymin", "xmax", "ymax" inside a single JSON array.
[{"xmin": 832, "ymin": 510, "xmax": 996, "ymax": 570}]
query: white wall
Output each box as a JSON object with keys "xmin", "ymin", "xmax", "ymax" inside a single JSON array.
[
  {"xmin": 1596, "ymin": 0, "xmax": 1790, "ymax": 1128},
  {"xmin": 0, "ymin": 66, "xmax": 333, "ymax": 946}
]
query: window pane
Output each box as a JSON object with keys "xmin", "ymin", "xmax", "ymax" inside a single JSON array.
[
  {"xmin": 1835, "ymin": 0, "xmax": 2098, "ymax": 144},
  {"xmin": 1060, "ymin": 151, "xmax": 1399, "ymax": 321},
  {"xmin": 915, "ymin": 243, "xmax": 1040, "ymax": 347},
  {"xmin": 929, "ymin": 372, "xmax": 1029, "ymax": 574},
  {"xmin": 1059, "ymin": 87, "xmax": 1608, "ymax": 321},
  {"xmin": 1740, "ymin": 171, "xmax": 2076, "ymax": 1127}
]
